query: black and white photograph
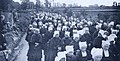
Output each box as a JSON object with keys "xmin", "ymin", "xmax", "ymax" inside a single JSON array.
[{"xmin": 0, "ymin": 0, "xmax": 120, "ymax": 61}]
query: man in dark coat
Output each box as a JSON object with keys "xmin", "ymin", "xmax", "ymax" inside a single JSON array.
[
  {"xmin": 93, "ymin": 24, "xmax": 102, "ymax": 39},
  {"xmin": 27, "ymin": 28, "xmax": 43, "ymax": 61},
  {"xmin": 45, "ymin": 31, "xmax": 62, "ymax": 61}
]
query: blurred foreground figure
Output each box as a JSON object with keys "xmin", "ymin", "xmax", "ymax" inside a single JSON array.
[{"xmin": 0, "ymin": 15, "xmax": 9, "ymax": 61}]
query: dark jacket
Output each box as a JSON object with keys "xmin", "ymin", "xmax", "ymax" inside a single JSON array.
[
  {"xmin": 93, "ymin": 30, "xmax": 99, "ymax": 39},
  {"xmin": 61, "ymin": 37, "xmax": 73, "ymax": 51},
  {"xmin": 45, "ymin": 37, "xmax": 62, "ymax": 61},
  {"xmin": 101, "ymin": 50, "xmax": 114, "ymax": 61},
  {"xmin": 89, "ymin": 26, "xmax": 97, "ymax": 36},
  {"xmin": 27, "ymin": 33, "xmax": 43, "ymax": 59},
  {"xmin": 26, "ymin": 31, "xmax": 33, "ymax": 42},
  {"xmin": 40, "ymin": 28, "xmax": 47, "ymax": 35},
  {"xmin": 71, "ymin": 40, "xmax": 79, "ymax": 52},
  {"xmin": 76, "ymin": 50, "xmax": 92, "ymax": 61},
  {"xmin": 62, "ymin": 37, "xmax": 73, "ymax": 46},
  {"xmin": 80, "ymin": 33, "xmax": 93, "ymax": 44},
  {"xmin": 93, "ymin": 36, "xmax": 105, "ymax": 48},
  {"xmin": 44, "ymin": 31, "xmax": 54, "ymax": 42},
  {"xmin": 60, "ymin": 31, "xmax": 65, "ymax": 39}
]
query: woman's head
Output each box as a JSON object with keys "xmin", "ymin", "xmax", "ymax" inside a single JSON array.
[
  {"xmin": 102, "ymin": 40, "xmax": 110, "ymax": 50},
  {"xmin": 91, "ymin": 48, "xmax": 103, "ymax": 61},
  {"xmin": 79, "ymin": 42, "xmax": 87, "ymax": 51}
]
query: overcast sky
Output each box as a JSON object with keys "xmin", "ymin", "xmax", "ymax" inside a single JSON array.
[{"xmin": 13, "ymin": 0, "xmax": 120, "ymax": 6}]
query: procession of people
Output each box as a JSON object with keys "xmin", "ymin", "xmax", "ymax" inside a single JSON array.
[{"xmin": 24, "ymin": 11, "xmax": 120, "ymax": 61}]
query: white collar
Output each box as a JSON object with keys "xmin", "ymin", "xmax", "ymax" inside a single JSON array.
[
  {"xmin": 104, "ymin": 50, "xmax": 109, "ymax": 57},
  {"xmin": 81, "ymin": 51, "xmax": 87, "ymax": 57}
]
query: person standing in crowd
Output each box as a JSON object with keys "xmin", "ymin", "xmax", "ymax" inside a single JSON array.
[
  {"xmin": 93, "ymin": 24, "xmax": 102, "ymax": 39},
  {"xmin": 40, "ymin": 24, "xmax": 47, "ymax": 36},
  {"xmin": 26, "ymin": 24, "xmax": 34, "ymax": 42},
  {"xmin": 0, "ymin": 14, "xmax": 8, "ymax": 61},
  {"xmin": 80, "ymin": 27, "xmax": 93, "ymax": 50},
  {"xmin": 44, "ymin": 26, "xmax": 54, "ymax": 61},
  {"xmin": 27, "ymin": 28, "xmax": 43, "ymax": 61},
  {"xmin": 88, "ymin": 21, "xmax": 97, "ymax": 37},
  {"xmin": 60, "ymin": 26, "xmax": 68, "ymax": 39},
  {"xmin": 46, "ymin": 31, "xmax": 62, "ymax": 61},
  {"xmin": 101, "ymin": 22, "xmax": 108, "ymax": 31},
  {"xmin": 76, "ymin": 41, "xmax": 92, "ymax": 61},
  {"xmin": 101, "ymin": 41, "xmax": 113, "ymax": 61},
  {"xmin": 93, "ymin": 32, "xmax": 106, "ymax": 48},
  {"xmin": 44, "ymin": 26, "xmax": 54, "ymax": 43},
  {"xmin": 106, "ymin": 21, "xmax": 115, "ymax": 35},
  {"xmin": 91, "ymin": 48, "xmax": 103, "ymax": 61},
  {"xmin": 61, "ymin": 31, "xmax": 73, "ymax": 51},
  {"xmin": 71, "ymin": 34, "xmax": 80, "ymax": 52},
  {"xmin": 66, "ymin": 51, "xmax": 77, "ymax": 61},
  {"xmin": 76, "ymin": 23, "xmax": 83, "ymax": 30}
]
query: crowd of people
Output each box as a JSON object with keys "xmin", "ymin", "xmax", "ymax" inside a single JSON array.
[{"xmin": 25, "ymin": 11, "xmax": 120, "ymax": 61}]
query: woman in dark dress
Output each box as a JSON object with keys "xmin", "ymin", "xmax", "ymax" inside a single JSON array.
[
  {"xmin": 71, "ymin": 34, "xmax": 80, "ymax": 52},
  {"xmin": 27, "ymin": 28, "xmax": 43, "ymax": 61},
  {"xmin": 101, "ymin": 41, "xmax": 114, "ymax": 61},
  {"xmin": 46, "ymin": 31, "xmax": 62, "ymax": 61}
]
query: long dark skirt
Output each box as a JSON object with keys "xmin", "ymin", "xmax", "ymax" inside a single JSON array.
[{"xmin": 45, "ymin": 50, "xmax": 57, "ymax": 61}]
